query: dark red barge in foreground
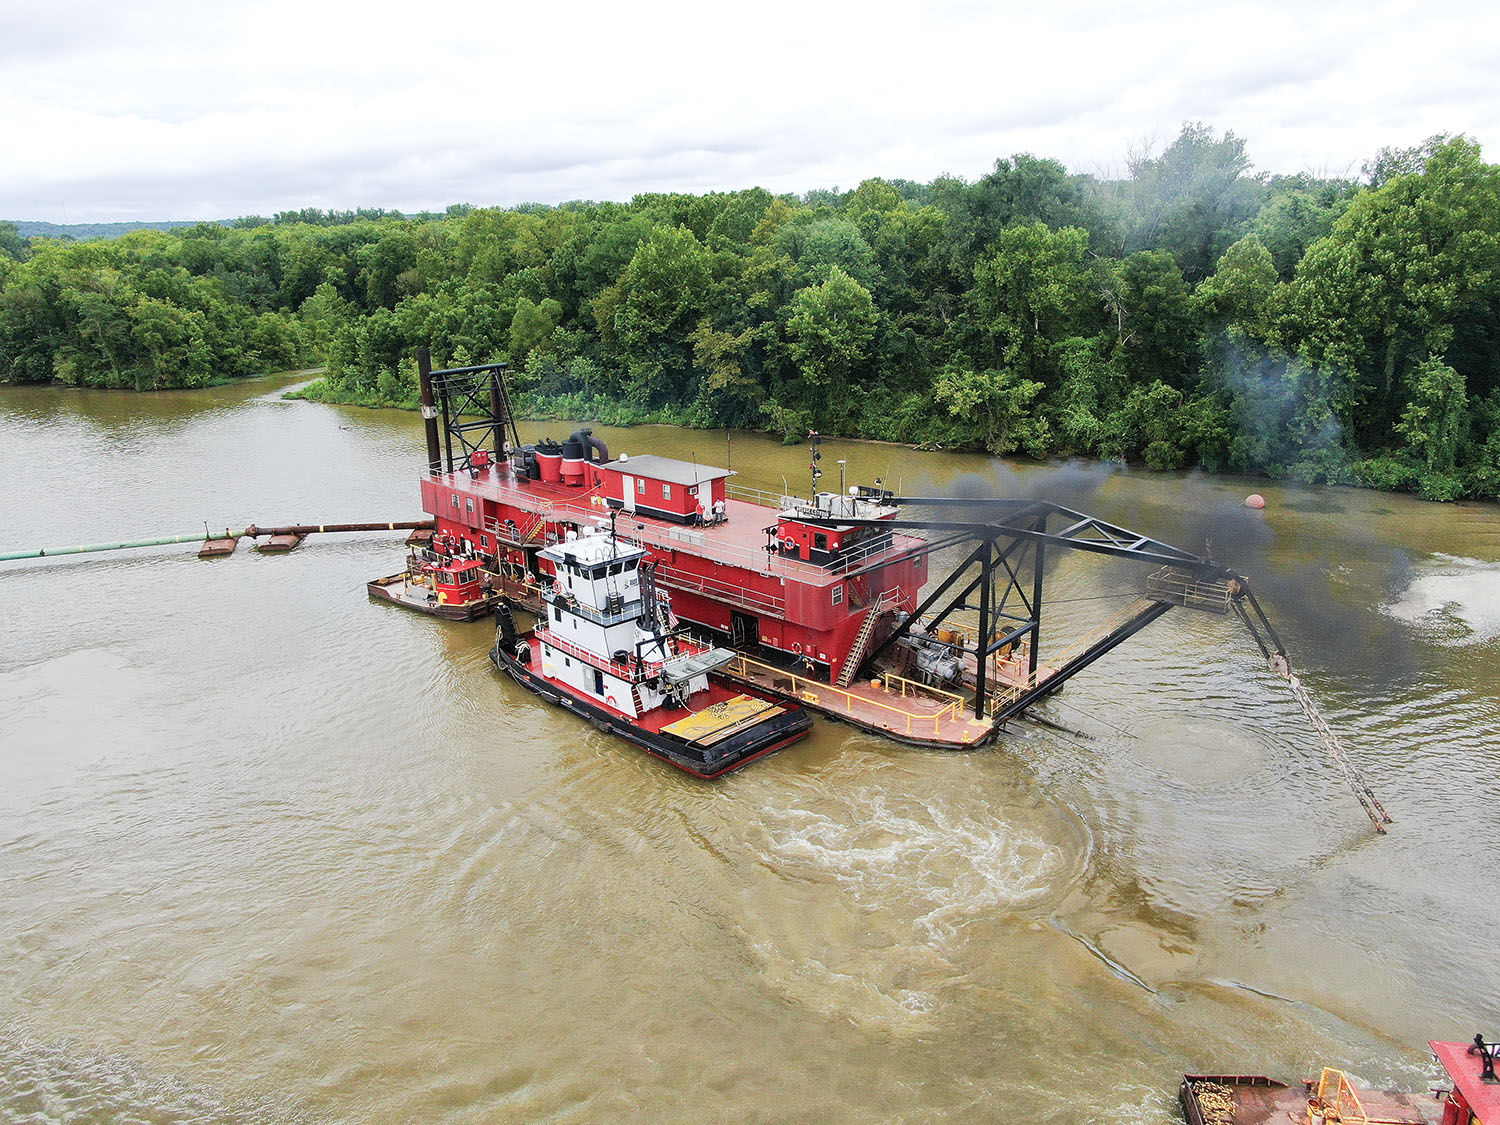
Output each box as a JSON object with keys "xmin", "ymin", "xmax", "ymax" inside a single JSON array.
[{"xmin": 1181, "ymin": 1035, "xmax": 1499, "ymax": 1124}]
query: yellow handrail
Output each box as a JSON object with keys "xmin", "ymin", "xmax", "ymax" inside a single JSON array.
[
  {"xmin": 721, "ymin": 653, "xmax": 965, "ymax": 736},
  {"xmin": 875, "ymin": 671, "xmax": 967, "ymax": 708},
  {"xmin": 1305, "ymin": 1067, "xmax": 1413, "ymax": 1124}
]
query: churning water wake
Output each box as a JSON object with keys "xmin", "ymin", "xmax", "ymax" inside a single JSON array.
[{"xmin": 1384, "ymin": 554, "xmax": 1500, "ymax": 645}]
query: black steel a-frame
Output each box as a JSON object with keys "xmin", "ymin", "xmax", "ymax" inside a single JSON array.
[
  {"xmin": 798, "ymin": 496, "xmax": 1235, "ymax": 721},
  {"xmin": 417, "ymin": 348, "xmax": 521, "ymax": 474}
]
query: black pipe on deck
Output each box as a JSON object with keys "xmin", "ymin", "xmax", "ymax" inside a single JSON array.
[{"xmin": 417, "ymin": 348, "xmax": 443, "ymax": 474}]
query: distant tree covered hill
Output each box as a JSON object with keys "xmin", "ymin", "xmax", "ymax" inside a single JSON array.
[
  {"xmin": 9, "ymin": 219, "xmax": 216, "ymax": 241},
  {"xmin": 3, "ymin": 125, "xmax": 1498, "ymax": 501}
]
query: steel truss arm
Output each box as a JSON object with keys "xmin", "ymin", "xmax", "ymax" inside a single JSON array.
[
  {"xmin": 802, "ymin": 497, "xmax": 1214, "ymax": 572},
  {"xmin": 992, "ymin": 600, "xmax": 1176, "ymax": 720},
  {"xmin": 795, "ymin": 495, "xmax": 1216, "ymax": 721}
]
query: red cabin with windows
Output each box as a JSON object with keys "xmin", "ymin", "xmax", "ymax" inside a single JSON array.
[
  {"xmin": 597, "ymin": 455, "xmax": 731, "ymax": 525},
  {"xmin": 422, "ymin": 557, "xmax": 485, "ymax": 607}
]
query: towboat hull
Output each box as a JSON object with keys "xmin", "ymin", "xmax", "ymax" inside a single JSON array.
[
  {"xmin": 1179, "ymin": 1072, "xmax": 1437, "ymax": 1125},
  {"xmin": 366, "ymin": 573, "xmax": 501, "ymax": 621},
  {"xmin": 490, "ymin": 631, "xmax": 812, "ymax": 779}
]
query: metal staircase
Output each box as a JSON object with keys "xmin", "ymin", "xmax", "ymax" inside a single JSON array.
[
  {"xmin": 837, "ymin": 591, "xmax": 896, "ymax": 686},
  {"xmin": 518, "ymin": 501, "xmax": 554, "ymax": 545}
]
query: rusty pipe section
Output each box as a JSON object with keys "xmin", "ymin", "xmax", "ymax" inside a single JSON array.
[
  {"xmin": 2, "ymin": 521, "xmax": 434, "ymax": 563},
  {"xmin": 243, "ymin": 521, "xmax": 433, "ymax": 537}
]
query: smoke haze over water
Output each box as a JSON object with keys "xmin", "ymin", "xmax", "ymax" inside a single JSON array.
[{"xmin": 905, "ymin": 458, "xmax": 1443, "ymax": 690}]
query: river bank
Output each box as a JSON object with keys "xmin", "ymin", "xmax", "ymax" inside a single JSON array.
[{"xmin": 284, "ymin": 374, "xmax": 1500, "ymax": 507}]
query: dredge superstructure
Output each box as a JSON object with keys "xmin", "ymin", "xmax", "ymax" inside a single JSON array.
[
  {"xmin": 399, "ymin": 349, "xmax": 1392, "ymax": 829},
  {"xmin": 404, "ymin": 351, "xmax": 1258, "ymax": 751}
]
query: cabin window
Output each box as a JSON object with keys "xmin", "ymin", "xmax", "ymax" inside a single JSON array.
[
  {"xmin": 662, "ymin": 483, "xmax": 672, "ymax": 500},
  {"xmin": 465, "ymin": 497, "xmax": 474, "ymax": 513},
  {"xmin": 636, "ymin": 478, "xmax": 646, "ymax": 495},
  {"xmin": 552, "ymin": 604, "xmax": 562, "ymax": 622},
  {"xmin": 832, "ymin": 585, "xmax": 844, "ymax": 606},
  {"xmin": 814, "ymin": 532, "xmax": 828, "ymax": 552},
  {"xmin": 451, "ymin": 494, "xmax": 461, "ymax": 509}
]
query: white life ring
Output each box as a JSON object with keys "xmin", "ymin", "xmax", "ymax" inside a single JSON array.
[
  {"xmin": 782, "ymin": 537, "xmax": 796, "ymax": 552},
  {"xmin": 791, "ymin": 642, "xmax": 801, "ymax": 655}
]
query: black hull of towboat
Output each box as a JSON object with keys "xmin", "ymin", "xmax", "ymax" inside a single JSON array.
[{"xmin": 489, "ymin": 636, "xmax": 811, "ymax": 780}]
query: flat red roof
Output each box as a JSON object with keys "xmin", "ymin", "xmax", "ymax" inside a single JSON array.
[
  {"xmin": 1431, "ymin": 1040, "xmax": 1500, "ymax": 1121},
  {"xmin": 601, "ymin": 455, "xmax": 733, "ymax": 485},
  {"xmin": 431, "ymin": 468, "xmax": 925, "ymax": 591}
]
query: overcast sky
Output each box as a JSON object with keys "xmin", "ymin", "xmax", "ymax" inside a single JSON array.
[{"xmin": 5, "ymin": 0, "xmax": 1497, "ymax": 223}]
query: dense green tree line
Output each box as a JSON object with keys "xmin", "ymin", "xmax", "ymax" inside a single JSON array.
[{"xmin": 3, "ymin": 125, "xmax": 1499, "ymax": 500}]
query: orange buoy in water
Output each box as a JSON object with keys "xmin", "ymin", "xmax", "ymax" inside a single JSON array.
[{"xmin": 1244, "ymin": 493, "xmax": 1266, "ymax": 509}]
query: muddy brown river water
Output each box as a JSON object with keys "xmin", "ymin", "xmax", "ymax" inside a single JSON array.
[{"xmin": 1, "ymin": 374, "xmax": 1497, "ymax": 1122}]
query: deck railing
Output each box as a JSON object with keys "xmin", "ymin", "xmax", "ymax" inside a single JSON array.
[
  {"xmin": 717, "ymin": 652, "xmax": 967, "ymax": 738},
  {"xmin": 1145, "ymin": 565, "xmax": 1234, "ymax": 613},
  {"xmin": 534, "ymin": 628, "xmax": 666, "ymax": 681},
  {"xmin": 725, "ymin": 483, "xmax": 788, "ymax": 509},
  {"xmin": 651, "ymin": 561, "xmax": 786, "ymax": 616}
]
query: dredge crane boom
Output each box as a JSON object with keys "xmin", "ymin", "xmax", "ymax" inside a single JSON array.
[
  {"xmin": 1229, "ymin": 578, "xmax": 1392, "ymax": 834},
  {"xmin": 796, "ymin": 494, "xmax": 1392, "ymax": 835}
]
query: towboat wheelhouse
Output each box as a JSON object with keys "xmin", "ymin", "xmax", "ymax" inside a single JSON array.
[{"xmin": 489, "ymin": 523, "xmax": 813, "ymax": 778}]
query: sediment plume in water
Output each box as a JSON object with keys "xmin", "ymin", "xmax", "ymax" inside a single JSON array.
[{"xmin": 1384, "ymin": 554, "xmax": 1500, "ymax": 646}]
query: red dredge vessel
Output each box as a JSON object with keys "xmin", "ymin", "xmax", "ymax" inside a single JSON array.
[
  {"xmin": 1180, "ymin": 1033, "xmax": 1500, "ymax": 1125},
  {"xmin": 489, "ymin": 521, "xmax": 812, "ymax": 779}
]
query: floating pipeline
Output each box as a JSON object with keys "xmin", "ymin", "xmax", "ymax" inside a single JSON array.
[{"xmin": 0, "ymin": 521, "xmax": 434, "ymax": 563}]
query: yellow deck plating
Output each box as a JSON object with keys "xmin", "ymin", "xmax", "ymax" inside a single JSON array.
[{"xmin": 661, "ymin": 696, "xmax": 785, "ymax": 746}]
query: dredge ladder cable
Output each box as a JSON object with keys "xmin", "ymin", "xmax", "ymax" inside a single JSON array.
[
  {"xmin": 1278, "ymin": 667, "xmax": 1392, "ymax": 833},
  {"xmin": 1231, "ymin": 584, "xmax": 1391, "ymax": 833}
]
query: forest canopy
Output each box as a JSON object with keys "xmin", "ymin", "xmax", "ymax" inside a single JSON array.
[{"xmin": 3, "ymin": 125, "xmax": 1499, "ymax": 502}]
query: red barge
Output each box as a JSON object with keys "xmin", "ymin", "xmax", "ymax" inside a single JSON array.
[
  {"xmin": 395, "ymin": 354, "xmax": 1031, "ymax": 747},
  {"xmin": 1180, "ymin": 1034, "xmax": 1499, "ymax": 1124},
  {"xmin": 392, "ymin": 351, "xmax": 1373, "ymax": 799}
]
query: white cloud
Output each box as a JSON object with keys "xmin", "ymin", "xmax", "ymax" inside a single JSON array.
[{"xmin": 4, "ymin": 0, "xmax": 1499, "ymax": 221}]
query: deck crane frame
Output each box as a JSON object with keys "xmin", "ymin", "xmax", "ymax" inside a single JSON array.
[
  {"xmin": 801, "ymin": 494, "xmax": 1392, "ymax": 833},
  {"xmin": 798, "ymin": 495, "xmax": 1234, "ymax": 721}
]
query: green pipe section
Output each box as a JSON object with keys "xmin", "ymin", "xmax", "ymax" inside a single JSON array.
[
  {"xmin": 1, "ymin": 520, "xmax": 433, "ymax": 563},
  {"xmin": 0, "ymin": 529, "xmax": 254, "ymax": 563}
]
